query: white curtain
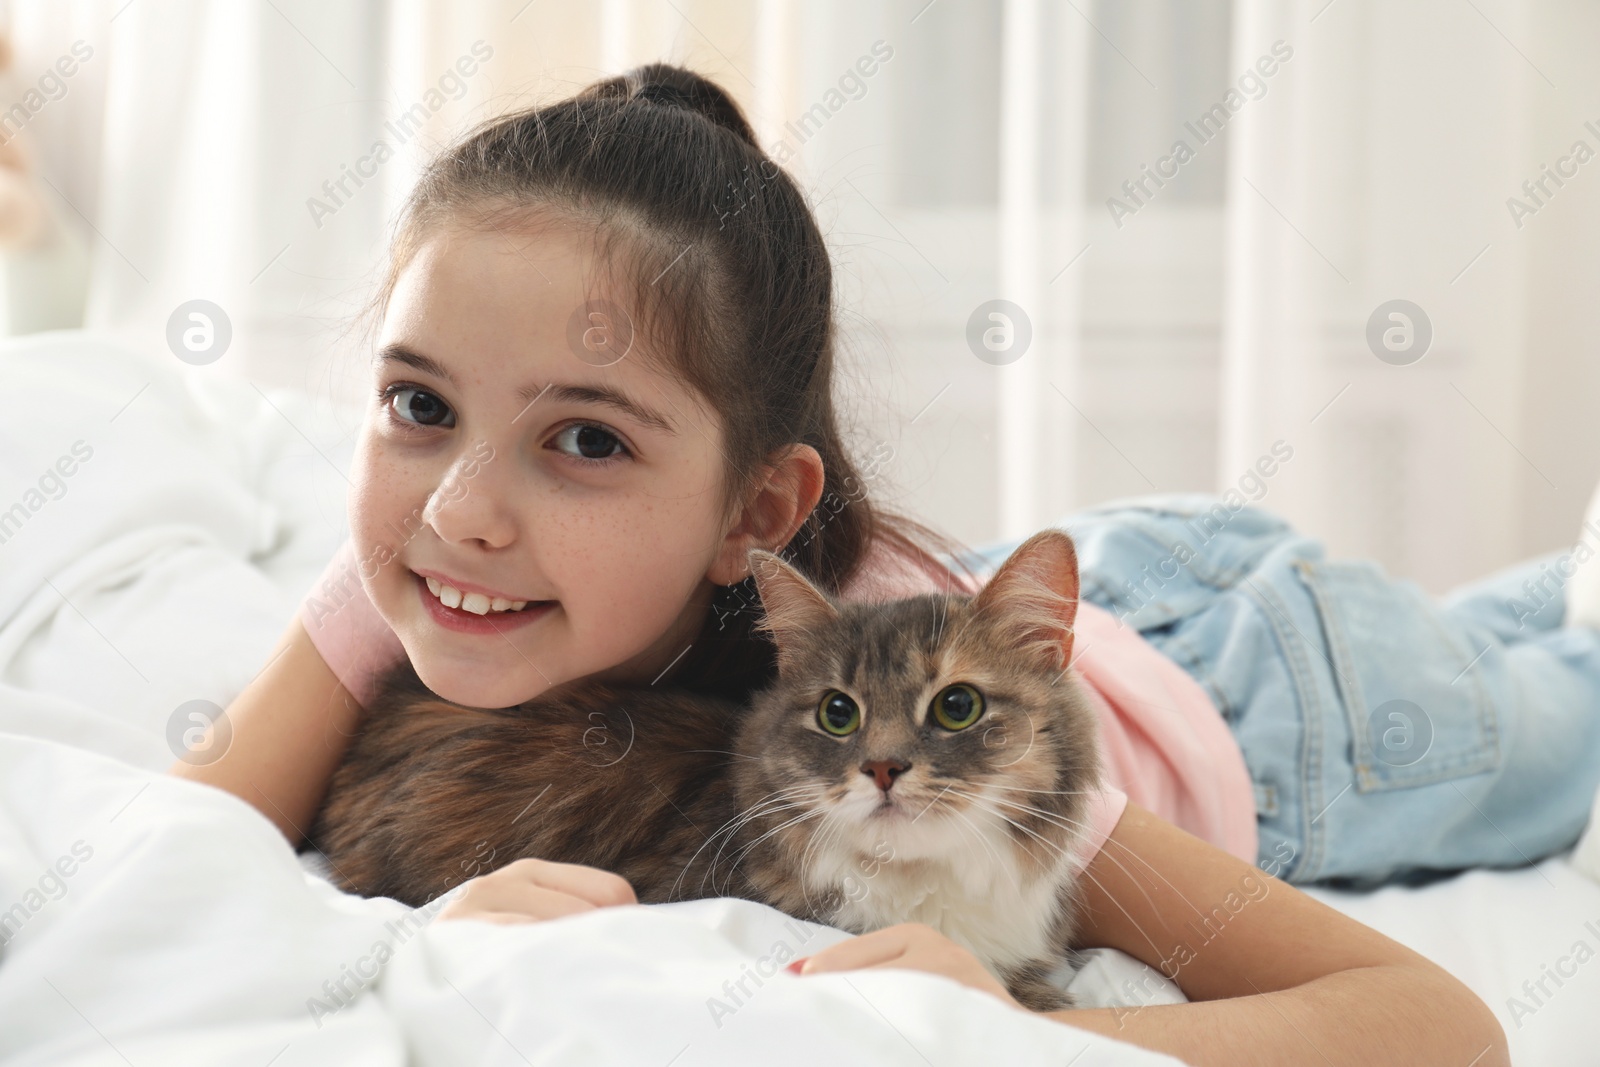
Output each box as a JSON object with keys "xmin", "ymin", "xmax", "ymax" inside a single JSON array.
[
  {"xmin": 3, "ymin": 0, "xmax": 404, "ymax": 403},
  {"xmin": 5, "ymin": 0, "xmax": 1597, "ymax": 592},
  {"xmin": 1221, "ymin": 0, "xmax": 1599, "ymax": 591}
]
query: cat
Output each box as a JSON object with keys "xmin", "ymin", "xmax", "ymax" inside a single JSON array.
[{"xmin": 307, "ymin": 527, "xmax": 1103, "ymax": 1011}]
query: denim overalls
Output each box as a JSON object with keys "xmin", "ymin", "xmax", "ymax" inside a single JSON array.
[{"xmin": 956, "ymin": 493, "xmax": 1600, "ymax": 888}]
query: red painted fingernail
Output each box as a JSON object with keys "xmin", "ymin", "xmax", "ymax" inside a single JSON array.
[{"xmin": 786, "ymin": 957, "xmax": 809, "ymax": 975}]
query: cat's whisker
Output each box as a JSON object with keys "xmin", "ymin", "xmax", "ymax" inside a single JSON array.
[
  {"xmin": 985, "ymin": 784, "xmax": 1097, "ymax": 797},
  {"xmin": 969, "ymin": 801, "xmax": 1076, "ymax": 865},
  {"xmin": 797, "ymin": 804, "xmax": 851, "ymax": 919},
  {"xmin": 1069, "ymin": 863, "xmax": 1169, "ymax": 963},
  {"xmin": 725, "ymin": 807, "xmax": 827, "ymax": 880},
  {"xmin": 972, "ymin": 793, "xmax": 1169, "ymax": 926},
  {"xmin": 675, "ymin": 787, "xmax": 823, "ymax": 901},
  {"xmin": 692, "ymin": 799, "xmax": 811, "ymax": 894},
  {"xmin": 971, "ymin": 793, "xmax": 1119, "ymax": 856},
  {"xmin": 967, "ymin": 794, "xmax": 1111, "ymax": 858},
  {"xmin": 967, "ymin": 800, "xmax": 1168, "ymax": 962},
  {"xmin": 695, "ymin": 793, "xmax": 813, "ymax": 874},
  {"xmin": 697, "ymin": 790, "xmax": 819, "ymax": 864},
  {"xmin": 817, "ymin": 806, "xmax": 859, "ymax": 915},
  {"xmin": 705, "ymin": 785, "xmax": 822, "ymax": 837},
  {"xmin": 944, "ymin": 786, "xmax": 1052, "ymax": 884},
  {"xmin": 712, "ymin": 790, "xmax": 822, "ymax": 845},
  {"xmin": 943, "ymin": 800, "xmax": 1027, "ymax": 898},
  {"xmin": 712, "ymin": 792, "xmax": 820, "ymax": 843},
  {"xmin": 681, "ymin": 748, "xmax": 764, "ymax": 764},
  {"xmin": 1080, "ymin": 833, "xmax": 1216, "ymax": 922},
  {"xmin": 726, "ymin": 809, "xmax": 825, "ymax": 870},
  {"xmin": 980, "ymin": 794, "xmax": 1083, "ymax": 823},
  {"xmin": 969, "ymin": 789, "xmax": 1088, "ymax": 830},
  {"xmin": 709, "ymin": 788, "xmax": 826, "ymax": 864},
  {"xmin": 798, "ymin": 801, "xmax": 840, "ymax": 869}
]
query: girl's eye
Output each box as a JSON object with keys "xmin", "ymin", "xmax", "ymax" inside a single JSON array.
[
  {"xmin": 931, "ymin": 684, "xmax": 985, "ymax": 730},
  {"xmin": 817, "ymin": 691, "xmax": 861, "ymax": 736},
  {"xmin": 382, "ymin": 384, "xmax": 455, "ymax": 429},
  {"xmin": 550, "ymin": 422, "xmax": 630, "ymax": 464}
]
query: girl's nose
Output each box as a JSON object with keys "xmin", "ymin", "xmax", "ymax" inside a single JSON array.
[{"xmin": 422, "ymin": 448, "xmax": 515, "ymax": 548}]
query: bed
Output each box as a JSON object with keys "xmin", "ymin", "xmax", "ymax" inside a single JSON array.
[{"xmin": 0, "ymin": 331, "xmax": 1593, "ymax": 1065}]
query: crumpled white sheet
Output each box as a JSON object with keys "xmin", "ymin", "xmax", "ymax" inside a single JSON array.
[
  {"xmin": 0, "ymin": 329, "xmax": 353, "ymax": 740},
  {"xmin": 0, "ymin": 330, "xmax": 1182, "ymax": 1064},
  {"xmin": 0, "ymin": 730, "xmax": 1182, "ymax": 1067}
]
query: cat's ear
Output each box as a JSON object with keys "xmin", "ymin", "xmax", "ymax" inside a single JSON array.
[
  {"xmin": 968, "ymin": 529, "xmax": 1079, "ymax": 672},
  {"xmin": 747, "ymin": 548, "xmax": 840, "ymax": 672}
]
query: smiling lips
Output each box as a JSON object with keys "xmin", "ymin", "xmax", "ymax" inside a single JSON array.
[
  {"xmin": 412, "ymin": 568, "xmax": 548, "ymax": 615},
  {"xmin": 414, "ymin": 571, "xmax": 556, "ymax": 635},
  {"xmin": 423, "ymin": 575, "xmax": 531, "ymax": 615}
]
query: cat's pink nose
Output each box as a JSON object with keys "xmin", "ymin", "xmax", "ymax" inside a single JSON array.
[{"xmin": 861, "ymin": 758, "xmax": 911, "ymax": 792}]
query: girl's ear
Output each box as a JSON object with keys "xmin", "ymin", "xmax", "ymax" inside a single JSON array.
[
  {"xmin": 968, "ymin": 529, "xmax": 1080, "ymax": 672},
  {"xmin": 706, "ymin": 444, "xmax": 825, "ymax": 586},
  {"xmin": 747, "ymin": 547, "xmax": 839, "ymax": 673}
]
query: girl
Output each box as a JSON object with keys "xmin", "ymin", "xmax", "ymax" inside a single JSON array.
[{"xmin": 169, "ymin": 64, "xmax": 1519, "ymax": 1065}]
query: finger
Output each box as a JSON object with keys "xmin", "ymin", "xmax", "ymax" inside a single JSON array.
[
  {"xmin": 857, "ymin": 948, "xmax": 965, "ymax": 979},
  {"xmin": 859, "ymin": 948, "xmax": 1016, "ymax": 1004},
  {"xmin": 443, "ymin": 909, "xmax": 553, "ymax": 926},
  {"xmin": 499, "ymin": 857, "xmax": 638, "ymax": 908},
  {"xmin": 793, "ymin": 927, "xmax": 914, "ymax": 975},
  {"xmin": 456, "ymin": 877, "xmax": 600, "ymax": 921}
]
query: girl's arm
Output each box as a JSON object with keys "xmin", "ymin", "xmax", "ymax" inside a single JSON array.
[
  {"xmin": 1053, "ymin": 802, "xmax": 1507, "ymax": 1065},
  {"xmin": 166, "ymin": 614, "xmax": 363, "ymax": 846},
  {"xmin": 796, "ymin": 803, "xmax": 1508, "ymax": 1067}
]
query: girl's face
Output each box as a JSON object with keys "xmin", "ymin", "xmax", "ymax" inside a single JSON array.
[{"xmin": 349, "ymin": 218, "xmax": 739, "ymax": 709}]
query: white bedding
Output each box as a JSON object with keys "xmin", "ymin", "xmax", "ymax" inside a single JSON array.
[
  {"xmin": 0, "ymin": 729, "xmax": 1179, "ymax": 1067},
  {"xmin": 1305, "ymin": 861, "xmax": 1600, "ymax": 1066},
  {"xmin": 0, "ymin": 331, "xmax": 1594, "ymax": 1064}
]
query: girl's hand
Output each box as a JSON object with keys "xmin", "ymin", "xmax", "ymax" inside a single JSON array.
[
  {"xmin": 439, "ymin": 857, "xmax": 637, "ymax": 925},
  {"xmin": 788, "ymin": 922, "xmax": 1021, "ymax": 1009}
]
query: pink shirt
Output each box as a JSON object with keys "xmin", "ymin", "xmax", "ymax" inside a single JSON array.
[{"xmin": 299, "ymin": 536, "xmax": 1258, "ymax": 868}]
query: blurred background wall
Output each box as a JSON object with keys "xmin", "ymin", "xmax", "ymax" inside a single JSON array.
[{"xmin": 1, "ymin": 0, "xmax": 1596, "ymax": 594}]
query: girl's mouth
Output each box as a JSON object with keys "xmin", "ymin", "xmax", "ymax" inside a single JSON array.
[
  {"xmin": 414, "ymin": 571, "xmax": 556, "ymax": 635},
  {"xmin": 423, "ymin": 573, "xmax": 535, "ymax": 614}
]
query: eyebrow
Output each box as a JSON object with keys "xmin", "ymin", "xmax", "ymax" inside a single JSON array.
[{"xmin": 378, "ymin": 344, "xmax": 677, "ymax": 435}]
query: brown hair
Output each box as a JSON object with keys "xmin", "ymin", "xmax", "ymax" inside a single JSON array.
[{"xmin": 363, "ymin": 62, "xmax": 981, "ymax": 699}]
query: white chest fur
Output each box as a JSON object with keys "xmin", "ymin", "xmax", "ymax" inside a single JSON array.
[{"xmin": 807, "ymin": 799, "xmax": 1079, "ymax": 972}]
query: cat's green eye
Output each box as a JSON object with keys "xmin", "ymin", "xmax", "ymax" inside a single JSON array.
[
  {"xmin": 817, "ymin": 691, "xmax": 861, "ymax": 736},
  {"xmin": 931, "ymin": 684, "xmax": 985, "ymax": 730}
]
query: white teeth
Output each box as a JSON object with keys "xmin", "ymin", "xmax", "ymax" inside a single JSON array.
[{"xmin": 422, "ymin": 574, "xmax": 533, "ymax": 614}]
